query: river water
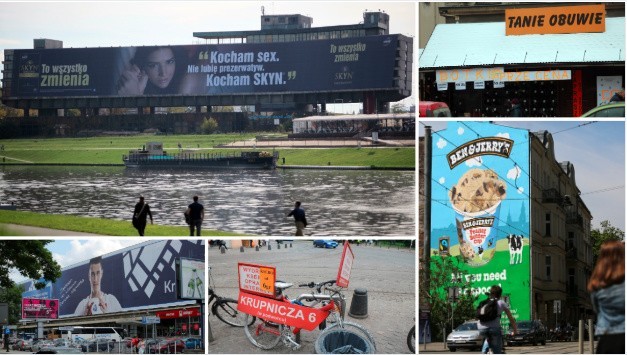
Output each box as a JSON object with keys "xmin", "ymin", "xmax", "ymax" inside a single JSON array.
[{"xmin": 0, "ymin": 166, "xmax": 415, "ymax": 236}]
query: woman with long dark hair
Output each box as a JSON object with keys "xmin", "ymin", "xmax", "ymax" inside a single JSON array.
[
  {"xmin": 587, "ymin": 240, "xmax": 625, "ymax": 354},
  {"xmin": 117, "ymin": 46, "xmax": 187, "ymax": 95}
]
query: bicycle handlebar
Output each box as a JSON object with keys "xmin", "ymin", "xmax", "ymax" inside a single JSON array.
[{"xmin": 298, "ymin": 280, "xmax": 336, "ymax": 293}]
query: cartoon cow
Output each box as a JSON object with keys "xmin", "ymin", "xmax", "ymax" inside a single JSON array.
[{"xmin": 506, "ymin": 234, "xmax": 524, "ymax": 264}]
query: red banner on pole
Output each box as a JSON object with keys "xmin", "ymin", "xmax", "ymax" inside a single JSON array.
[
  {"xmin": 237, "ymin": 291, "xmax": 329, "ymax": 331},
  {"xmin": 572, "ymin": 70, "xmax": 583, "ymax": 117},
  {"xmin": 336, "ymin": 242, "xmax": 355, "ymax": 288}
]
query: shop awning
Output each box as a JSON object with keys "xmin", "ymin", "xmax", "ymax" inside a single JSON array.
[{"xmin": 419, "ymin": 17, "xmax": 624, "ymax": 69}]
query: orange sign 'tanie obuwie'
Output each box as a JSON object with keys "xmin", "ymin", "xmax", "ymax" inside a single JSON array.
[{"xmin": 505, "ymin": 4, "xmax": 605, "ymax": 36}]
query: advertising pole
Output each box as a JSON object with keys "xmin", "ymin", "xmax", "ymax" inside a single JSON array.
[
  {"xmin": 423, "ymin": 127, "xmax": 432, "ymax": 291},
  {"xmin": 423, "ymin": 125, "xmax": 432, "ymax": 351}
]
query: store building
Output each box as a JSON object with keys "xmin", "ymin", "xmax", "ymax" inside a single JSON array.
[
  {"xmin": 19, "ymin": 240, "xmax": 205, "ymax": 340},
  {"xmin": 419, "ymin": 3, "xmax": 625, "ymax": 117}
]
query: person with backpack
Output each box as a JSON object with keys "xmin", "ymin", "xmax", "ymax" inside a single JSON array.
[{"xmin": 477, "ymin": 285, "xmax": 517, "ymax": 354}]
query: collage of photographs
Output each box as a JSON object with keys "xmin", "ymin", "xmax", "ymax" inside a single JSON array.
[{"xmin": 0, "ymin": 1, "xmax": 624, "ymax": 355}]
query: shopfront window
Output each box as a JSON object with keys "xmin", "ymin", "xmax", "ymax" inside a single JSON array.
[{"xmin": 422, "ymin": 71, "xmax": 565, "ymax": 117}]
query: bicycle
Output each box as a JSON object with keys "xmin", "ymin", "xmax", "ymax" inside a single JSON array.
[
  {"xmin": 407, "ymin": 323, "xmax": 415, "ymax": 353},
  {"xmin": 208, "ymin": 266, "xmax": 256, "ymax": 327},
  {"xmin": 242, "ymin": 279, "xmax": 376, "ymax": 352}
]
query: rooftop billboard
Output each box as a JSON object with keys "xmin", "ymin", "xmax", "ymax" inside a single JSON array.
[
  {"xmin": 21, "ymin": 240, "xmax": 204, "ymax": 318},
  {"xmin": 21, "ymin": 298, "xmax": 59, "ymax": 320},
  {"xmin": 430, "ymin": 121, "xmax": 531, "ymax": 322},
  {"xmin": 11, "ymin": 35, "xmax": 399, "ymax": 99}
]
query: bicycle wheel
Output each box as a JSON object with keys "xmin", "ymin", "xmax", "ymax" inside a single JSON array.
[
  {"xmin": 322, "ymin": 321, "xmax": 376, "ymax": 350},
  {"xmin": 243, "ymin": 314, "xmax": 283, "ymax": 350},
  {"xmin": 407, "ymin": 325, "xmax": 415, "ymax": 353},
  {"xmin": 213, "ymin": 298, "xmax": 256, "ymax": 327}
]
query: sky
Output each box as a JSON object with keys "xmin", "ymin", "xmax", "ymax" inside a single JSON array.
[
  {"xmin": 0, "ymin": 0, "xmax": 417, "ymax": 112},
  {"xmin": 11, "ymin": 239, "xmax": 146, "ymax": 283},
  {"xmin": 420, "ymin": 120, "xmax": 626, "ymax": 232}
]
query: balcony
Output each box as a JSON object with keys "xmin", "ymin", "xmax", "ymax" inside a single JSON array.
[
  {"xmin": 542, "ymin": 188, "xmax": 563, "ymax": 204},
  {"xmin": 566, "ymin": 212, "xmax": 584, "ymax": 228}
]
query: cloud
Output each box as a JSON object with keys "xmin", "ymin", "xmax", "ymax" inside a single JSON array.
[
  {"xmin": 517, "ymin": 187, "xmax": 525, "ymax": 194},
  {"xmin": 437, "ymin": 137, "xmax": 447, "ymax": 149},
  {"xmin": 465, "ymin": 157, "xmax": 482, "ymax": 167},
  {"xmin": 496, "ymin": 132, "xmax": 511, "ymax": 139},
  {"xmin": 439, "ymin": 177, "xmax": 445, "ymax": 184},
  {"xmin": 53, "ymin": 240, "xmax": 144, "ymax": 268},
  {"xmin": 457, "ymin": 127, "xmax": 465, "ymax": 135},
  {"xmin": 507, "ymin": 165, "xmax": 522, "ymax": 180},
  {"xmin": 0, "ymin": 38, "xmax": 21, "ymax": 46}
]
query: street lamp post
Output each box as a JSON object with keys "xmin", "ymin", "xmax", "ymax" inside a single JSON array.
[{"xmin": 448, "ymin": 276, "xmax": 462, "ymax": 334}]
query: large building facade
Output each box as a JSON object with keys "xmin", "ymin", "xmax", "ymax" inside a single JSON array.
[
  {"xmin": 1, "ymin": 10, "xmax": 412, "ymax": 131},
  {"xmin": 419, "ymin": 2, "xmax": 625, "ymax": 117},
  {"xmin": 420, "ymin": 122, "xmax": 593, "ymax": 334},
  {"xmin": 19, "ymin": 240, "xmax": 205, "ymax": 339}
]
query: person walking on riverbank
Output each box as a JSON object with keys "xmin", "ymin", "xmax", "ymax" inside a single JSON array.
[
  {"xmin": 287, "ymin": 201, "xmax": 307, "ymax": 236},
  {"xmin": 186, "ymin": 196, "xmax": 204, "ymax": 236},
  {"xmin": 132, "ymin": 196, "xmax": 153, "ymax": 236},
  {"xmin": 587, "ymin": 240, "xmax": 624, "ymax": 354}
]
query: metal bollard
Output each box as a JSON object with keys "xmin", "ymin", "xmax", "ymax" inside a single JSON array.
[
  {"xmin": 220, "ymin": 246, "xmax": 226, "ymax": 254},
  {"xmin": 255, "ymin": 245, "xmax": 259, "ymax": 251},
  {"xmin": 578, "ymin": 319, "xmax": 583, "ymax": 354},
  {"xmin": 278, "ymin": 244, "xmax": 281, "ymax": 249},
  {"xmin": 290, "ymin": 243, "xmax": 293, "ymax": 248},
  {"xmin": 240, "ymin": 246, "xmax": 244, "ymax": 253},
  {"xmin": 588, "ymin": 319, "xmax": 594, "ymax": 354},
  {"xmin": 348, "ymin": 288, "xmax": 368, "ymax": 319},
  {"xmin": 268, "ymin": 244, "xmax": 272, "ymax": 250}
]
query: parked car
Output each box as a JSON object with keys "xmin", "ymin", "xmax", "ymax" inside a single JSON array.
[
  {"xmin": 31, "ymin": 340, "xmax": 55, "ymax": 353},
  {"xmin": 313, "ymin": 240, "xmax": 339, "ymax": 248},
  {"xmin": 12, "ymin": 339, "xmax": 32, "ymax": 351},
  {"xmin": 35, "ymin": 346, "xmax": 83, "ymax": 354},
  {"xmin": 52, "ymin": 338, "xmax": 79, "ymax": 349},
  {"xmin": 146, "ymin": 338, "xmax": 186, "ymax": 353},
  {"xmin": 183, "ymin": 336, "xmax": 203, "ymax": 349},
  {"xmin": 419, "ymin": 101, "xmax": 452, "ymax": 117},
  {"xmin": 81, "ymin": 338, "xmax": 115, "ymax": 352},
  {"xmin": 581, "ymin": 102, "xmax": 625, "ymax": 117},
  {"xmin": 446, "ymin": 320, "xmax": 483, "ymax": 352},
  {"xmin": 506, "ymin": 320, "xmax": 547, "ymax": 346}
]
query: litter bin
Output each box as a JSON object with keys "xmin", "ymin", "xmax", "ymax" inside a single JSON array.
[{"xmin": 314, "ymin": 328, "xmax": 375, "ymax": 354}]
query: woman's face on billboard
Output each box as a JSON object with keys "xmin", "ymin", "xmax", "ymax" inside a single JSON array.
[{"xmin": 143, "ymin": 48, "xmax": 176, "ymax": 89}]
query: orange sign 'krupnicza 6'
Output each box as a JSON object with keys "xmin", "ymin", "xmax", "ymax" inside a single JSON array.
[{"xmin": 505, "ymin": 4, "xmax": 605, "ymax": 35}]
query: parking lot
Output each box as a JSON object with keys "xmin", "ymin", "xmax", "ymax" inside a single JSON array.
[{"xmin": 208, "ymin": 240, "xmax": 416, "ymax": 354}]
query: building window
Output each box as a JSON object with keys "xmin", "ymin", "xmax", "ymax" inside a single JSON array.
[
  {"xmin": 545, "ymin": 213, "xmax": 551, "ymax": 236},
  {"xmin": 546, "ymin": 255, "xmax": 551, "ymax": 280},
  {"xmin": 278, "ymin": 17, "xmax": 286, "ymax": 24},
  {"xmin": 568, "ymin": 231, "xmax": 574, "ymax": 249}
]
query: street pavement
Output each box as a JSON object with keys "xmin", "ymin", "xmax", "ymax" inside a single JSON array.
[
  {"xmin": 208, "ymin": 240, "xmax": 416, "ymax": 354},
  {"xmin": 220, "ymin": 138, "xmax": 415, "ymax": 148},
  {"xmin": 0, "ymin": 223, "xmax": 103, "ymax": 236},
  {"xmin": 418, "ymin": 340, "xmax": 595, "ymax": 354}
]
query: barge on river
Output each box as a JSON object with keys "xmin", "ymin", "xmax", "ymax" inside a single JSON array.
[{"xmin": 123, "ymin": 142, "xmax": 277, "ymax": 169}]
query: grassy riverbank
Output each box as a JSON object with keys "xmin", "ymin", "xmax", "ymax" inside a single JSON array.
[
  {"xmin": 0, "ymin": 134, "xmax": 415, "ymax": 168},
  {"xmin": 0, "ymin": 210, "xmax": 245, "ymax": 236}
]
